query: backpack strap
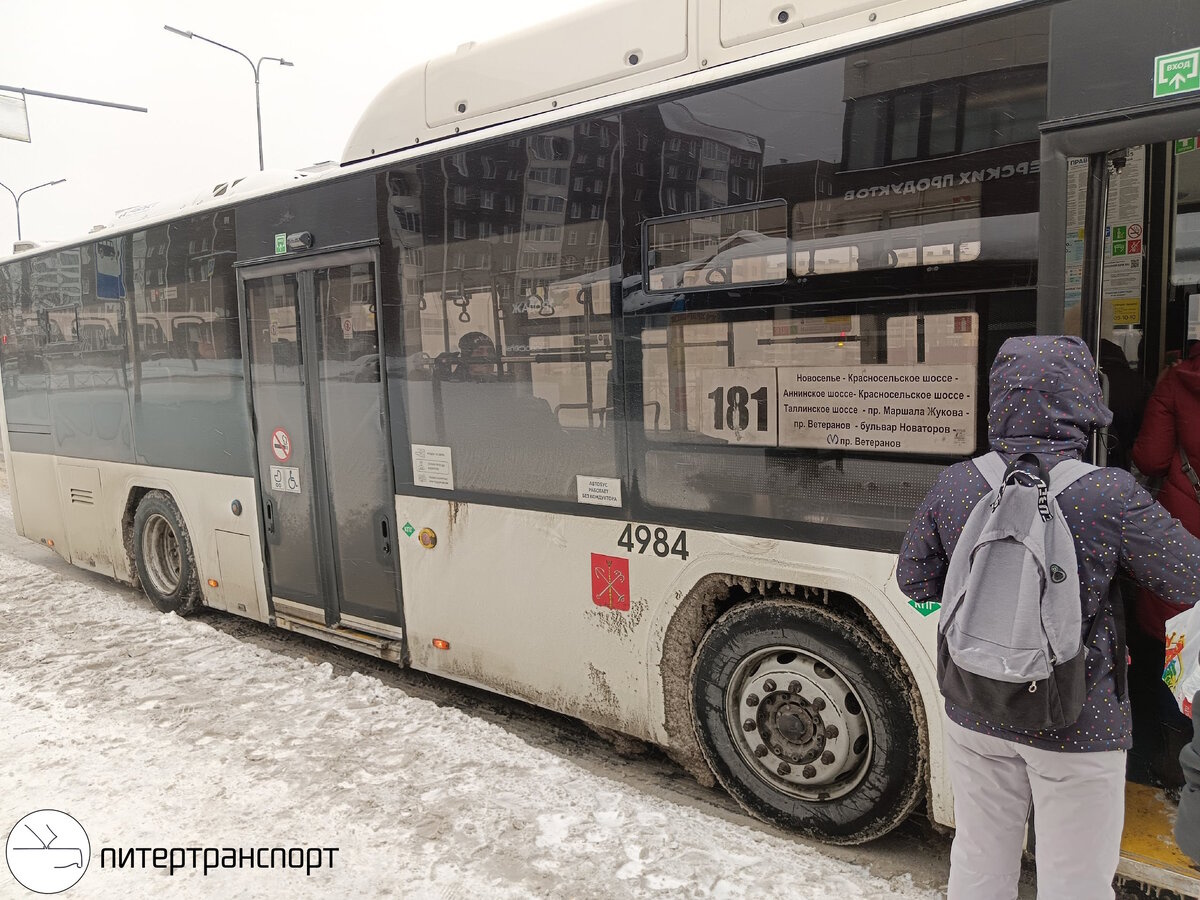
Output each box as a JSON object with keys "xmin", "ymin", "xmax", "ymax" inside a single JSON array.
[
  {"xmin": 1045, "ymin": 459, "xmax": 1128, "ymax": 700},
  {"xmin": 972, "ymin": 451, "xmax": 1007, "ymax": 491}
]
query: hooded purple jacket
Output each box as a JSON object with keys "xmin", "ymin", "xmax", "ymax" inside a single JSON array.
[{"xmin": 898, "ymin": 336, "xmax": 1200, "ymax": 752}]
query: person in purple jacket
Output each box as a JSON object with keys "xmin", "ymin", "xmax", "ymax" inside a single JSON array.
[{"xmin": 898, "ymin": 336, "xmax": 1200, "ymax": 900}]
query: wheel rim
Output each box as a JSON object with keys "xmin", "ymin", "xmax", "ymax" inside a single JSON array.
[
  {"xmin": 142, "ymin": 513, "xmax": 182, "ymax": 596},
  {"xmin": 725, "ymin": 645, "xmax": 873, "ymax": 801}
]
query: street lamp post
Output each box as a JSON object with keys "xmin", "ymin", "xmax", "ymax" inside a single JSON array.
[
  {"xmin": 0, "ymin": 178, "xmax": 66, "ymax": 241},
  {"xmin": 164, "ymin": 25, "xmax": 293, "ymax": 171}
]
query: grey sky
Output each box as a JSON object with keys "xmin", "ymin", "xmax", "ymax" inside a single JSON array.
[{"xmin": 0, "ymin": 0, "xmax": 601, "ymax": 254}]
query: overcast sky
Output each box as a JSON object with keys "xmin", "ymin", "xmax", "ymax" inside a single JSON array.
[{"xmin": 0, "ymin": 0, "xmax": 603, "ymax": 254}]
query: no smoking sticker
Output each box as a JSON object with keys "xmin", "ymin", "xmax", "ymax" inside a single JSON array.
[{"xmin": 271, "ymin": 428, "xmax": 292, "ymax": 462}]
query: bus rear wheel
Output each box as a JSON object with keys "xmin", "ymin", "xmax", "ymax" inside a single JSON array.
[
  {"xmin": 690, "ymin": 599, "xmax": 923, "ymax": 844},
  {"xmin": 133, "ymin": 491, "xmax": 201, "ymax": 616}
]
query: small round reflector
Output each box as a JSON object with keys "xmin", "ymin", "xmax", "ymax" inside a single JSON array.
[
  {"xmin": 208, "ymin": 579, "xmax": 219, "ymax": 588},
  {"xmin": 432, "ymin": 638, "xmax": 450, "ymax": 650}
]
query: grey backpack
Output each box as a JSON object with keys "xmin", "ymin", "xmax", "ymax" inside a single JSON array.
[{"xmin": 938, "ymin": 451, "xmax": 1099, "ymax": 730}]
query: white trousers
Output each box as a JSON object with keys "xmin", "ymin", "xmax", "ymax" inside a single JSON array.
[{"xmin": 944, "ymin": 718, "xmax": 1127, "ymax": 900}]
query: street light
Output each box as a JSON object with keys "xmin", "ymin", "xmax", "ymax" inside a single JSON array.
[
  {"xmin": 164, "ymin": 25, "xmax": 293, "ymax": 171},
  {"xmin": 0, "ymin": 178, "xmax": 66, "ymax": 241}
]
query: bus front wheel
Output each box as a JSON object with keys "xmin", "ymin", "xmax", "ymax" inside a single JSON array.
[
  {"xmin": 690, "ymin": 598, "xmax": 923, "ymax": 844},
  {"xmin": 133, "ymin": 491, "xmax": 202, "ymax": 617}
]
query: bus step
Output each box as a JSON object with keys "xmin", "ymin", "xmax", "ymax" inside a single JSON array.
[
  {"xmin": 274, "ymin": 612, "xmax": 404, "ymax": 664},
  {"xmin": 1117, "ymin": 781, "xmax": 1200, "ymax": 896}
]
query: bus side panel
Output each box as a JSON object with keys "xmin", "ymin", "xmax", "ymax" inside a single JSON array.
[
  {"xmin": 11, "ymin": 454, "xmax": 270, "ymax": 625},
  {"xmin": 55, "ymin": 463, "xmax": 114, "ymax": 577},
  {"xmin": 396, "ymin": 494, "xmax": 950, "ymax": 825},
  {"xmin": 90, "ymin": 461, "xmax": 270, "ymax": 623},
  {"xmin": 9, "ymin": 451, "xmax": 68, "ymax": 560},
  {"xmin": 398, "ymin": 495, "xmax": 657, "ymax": 740}
]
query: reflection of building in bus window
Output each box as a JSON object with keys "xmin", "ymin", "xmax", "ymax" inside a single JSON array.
[{"xmin": 387, "ymin": 120, "xmax": 622, "ymax": 502}]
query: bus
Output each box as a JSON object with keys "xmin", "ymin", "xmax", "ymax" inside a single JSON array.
[{"xmin": 1, "ymin": 0, "xmax": 1198, "ymax": 891}]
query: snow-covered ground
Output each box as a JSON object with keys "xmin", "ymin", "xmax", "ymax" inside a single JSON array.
[{"xmin": 0, "ymin": 483, "xmax": 948, "ymax": 899}]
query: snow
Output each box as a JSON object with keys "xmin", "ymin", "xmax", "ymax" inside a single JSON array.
[{"xmin": 0, "ymin": 485, "xmax": 943, "ymax": 899}]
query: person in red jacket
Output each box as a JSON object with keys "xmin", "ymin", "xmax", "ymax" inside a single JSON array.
[{"xmin": 1131, "ymin": 341, "xmax": 1200, "ymax": 786}]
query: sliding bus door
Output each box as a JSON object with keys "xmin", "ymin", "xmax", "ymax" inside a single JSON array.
[{"xmin": 240, "ymin": 250, "xmax": 402, "ymax": 633}]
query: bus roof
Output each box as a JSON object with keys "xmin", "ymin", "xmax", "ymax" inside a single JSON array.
[{"xmin": 343, "ymin": 0, "xmax": 1024, "ymax": 163}]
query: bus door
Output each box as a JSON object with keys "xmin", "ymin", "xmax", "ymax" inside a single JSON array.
[
  {"xmin": 1042, "ymin": 110, "xmax": 1200, "ymax": 895},
  {"xmin": 238, "ymin": 249, "xmax": 403, "ymax": 636}
]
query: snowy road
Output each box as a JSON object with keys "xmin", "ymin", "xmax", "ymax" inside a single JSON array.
[{"xmin": 0, "ymin": 482, "xmax": 964, "ymax": 899}]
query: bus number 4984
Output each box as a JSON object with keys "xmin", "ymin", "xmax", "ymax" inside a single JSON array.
[{"xmin": 618, "ymin": 524, "xmax": 689, "ymax": 560}]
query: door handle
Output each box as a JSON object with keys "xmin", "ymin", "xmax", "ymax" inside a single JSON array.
[
  {"xmin": 264, "ymin": 497, "xmax": 276, "ymax": 535},
  {"xmin": 379, "ymin": 516, "xmax": 391, "ymax": 556}
]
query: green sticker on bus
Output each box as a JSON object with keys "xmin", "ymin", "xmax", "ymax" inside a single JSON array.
[
  {"xmin": 274, "ymin": 233, "xmax": 287, "ymax": 254},
  {"xmin": 909, "ymin": 599, "xmax": 941, "ymax": 617},
  {"xmin": 402, "ymin": 521, "xmax": 415, "ymax": 537},
  {"xmin": 1155, "ymin": 49, "xmax": 1200, "ymax": 99}
]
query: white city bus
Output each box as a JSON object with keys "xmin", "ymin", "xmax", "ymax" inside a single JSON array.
[{"xmin": 2, "ymin": 0, "xmax": 1199, "ymax": 891}]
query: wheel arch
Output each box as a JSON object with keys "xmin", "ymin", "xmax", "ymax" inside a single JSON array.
[
  {"xmin": 119, "ymin": 480, "xmax": 204, "ymax": 590},
  {"xmin": 654, "ymin": 564, "xmax": 938, "ymax": 825},
  {"xmin": 120, "ymin": 485, "xmax": 154, "ymax": 586}
]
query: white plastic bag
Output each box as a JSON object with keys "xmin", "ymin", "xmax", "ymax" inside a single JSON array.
[{"xmin": 1164, "ymin": 607, "xmax": 1200, "ymax": 718}]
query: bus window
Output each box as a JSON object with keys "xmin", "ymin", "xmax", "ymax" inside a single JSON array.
[
  {"xmin": 637, "ymin": 302, "xmax": 990, "ymax": 532},
  {"xmin": 127, "ymin": 211, "xmax": 251, "ymax": 474},
  {"xmin": 623, "ymin": 8, "xmax": 1047, "ymax": 315},
  {"xmin": 38, "ymin": 244, "xmax": 134, "ymax": 462},
  {"xmin": 385, "ymin": 125, "xmax": 620, "ymax": 503},
  {"xmin": 1172, "ymin": 142, "xmax": 1200, "ymax": 344}
]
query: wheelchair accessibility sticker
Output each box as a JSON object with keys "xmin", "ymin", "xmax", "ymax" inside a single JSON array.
[{"xmin": 270, "ymin": 465, "xmax": 301, "ymax": 494}]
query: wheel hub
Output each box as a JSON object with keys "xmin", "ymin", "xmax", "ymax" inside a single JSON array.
[
  {"xmin": 728, "ymin": 648, "xmax": 873, "ymax": 801},
  {"xmin": 775, "ymin": 705, "xmax": 814, "ymax": 744},
  {"xmin": 758, "ymin": 694, "xmax": 823, "ymax": 761},
  {"xmin": 142, "ymin": 513, "xmax": 182, "ymax": 596}
]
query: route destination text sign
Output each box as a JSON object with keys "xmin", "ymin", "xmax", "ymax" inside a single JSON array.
[{"xmin": 699, "ymin": 364, "xmax": 976, "ymax": 456}]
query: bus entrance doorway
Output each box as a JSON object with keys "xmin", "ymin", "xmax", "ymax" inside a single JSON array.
[
  {"xmin": 1080, "ymin": 139, "xmax": 1200, "ymax": 467},
  {"xmin": 239, "ymin": 249, "xmax": 403, "ymax": 647},
  {"xmin": 1061, "ymin": 131, "xmax": 1200, "ymax": 892}
]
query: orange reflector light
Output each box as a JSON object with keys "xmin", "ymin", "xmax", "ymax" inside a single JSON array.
[
  {"xmin": 207, "ymin": 579, "xmax": 219, "ymax": 588},
  {"xmin": 432, "ymin": 638, "xmax": 450, "ymax": 651},
  {"xmin": 46, "ymin": 539, "xmax": 54, "ymax": 547}
]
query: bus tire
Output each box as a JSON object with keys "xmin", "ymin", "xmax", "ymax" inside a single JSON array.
[
  {"xmin": 133, "ymin": 491, "xmax": 202, "ymax": 617},
  {"xmin": 690, "ymin": 598, "xmax": 923, "ymax": 844}
]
